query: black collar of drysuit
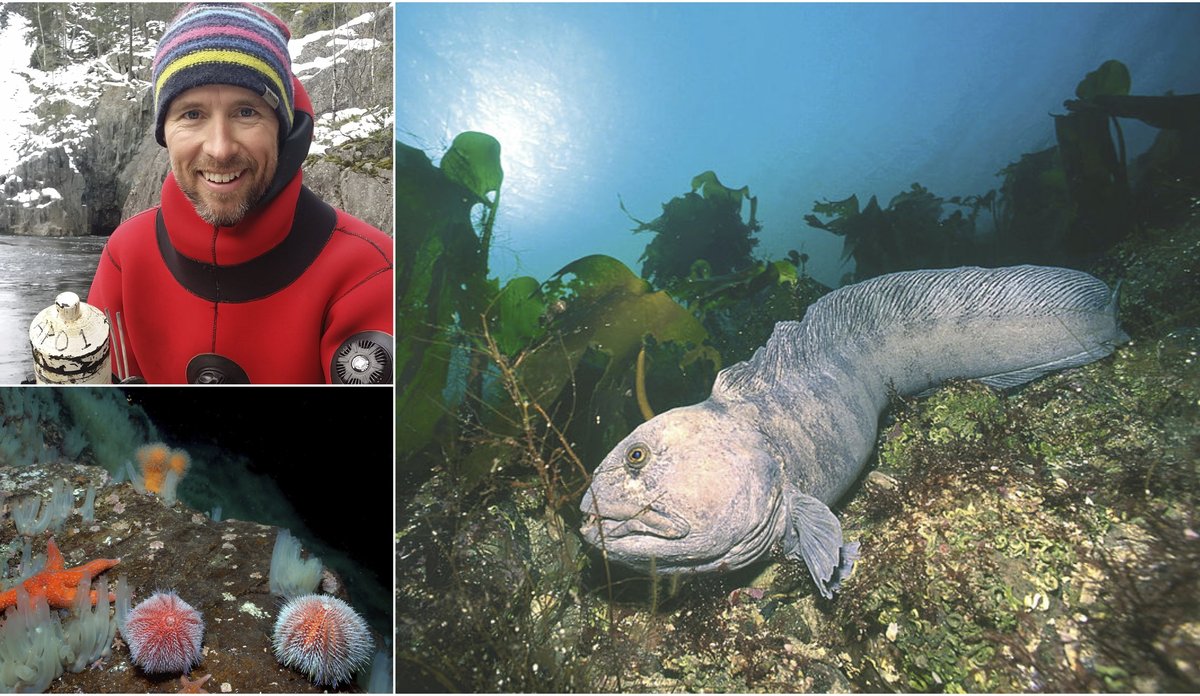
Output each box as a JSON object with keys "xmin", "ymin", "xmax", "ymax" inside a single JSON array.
[{"xmin": 155, "ymin": 184, "xmax": 336, "ymax": 303}]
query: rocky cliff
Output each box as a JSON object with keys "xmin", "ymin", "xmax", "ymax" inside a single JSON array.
[
  {"xmin": 2, "ymin": 3, "xmax": 394, "ymax": 238},
  {"xmin": 1, "ymin": 146, "xmax": 88, "ymax": 237}
]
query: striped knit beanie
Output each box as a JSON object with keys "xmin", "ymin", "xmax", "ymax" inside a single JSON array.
[{"xmin": 152, "ymin": 2, "xmax": 294, "ymax": 146}]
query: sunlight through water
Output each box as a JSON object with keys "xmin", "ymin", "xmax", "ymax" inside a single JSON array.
[
  {"xmin": 399, "ymin": 6, "xmax": 613, "ymax": 278},
  {"xmin": 398, "ymin": 3, "xmax": 1200, "ymax": 286}
]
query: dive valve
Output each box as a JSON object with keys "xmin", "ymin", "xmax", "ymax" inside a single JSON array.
[
  {"xmin": 331, "ymin": 331, "xmax": 393, "ymax": 384},
  {"xmin": 29, "ymin": 292, "xmax": 112, "ymax": 384}
]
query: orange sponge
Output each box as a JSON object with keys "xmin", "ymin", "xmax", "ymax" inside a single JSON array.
[
  {"xmin": 135, "ymin": 443, "xmax": 190, "ymax": 494},
  {"xmin": 135, "ymin": 443, "xmax": 170, "ymax": 493},
  {"xmin": 167, "ymin": 450, "xmax": 190, "ymax": 477}
]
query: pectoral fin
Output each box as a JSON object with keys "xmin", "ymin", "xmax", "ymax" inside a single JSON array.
[{"xmin": 785, "ymin": 492, "xmax": 859, "ymax": 599}]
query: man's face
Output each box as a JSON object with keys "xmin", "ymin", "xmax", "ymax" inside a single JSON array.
[{"xmin": 163, "ymin": 84, "xmax": 280, "ymax": 227}]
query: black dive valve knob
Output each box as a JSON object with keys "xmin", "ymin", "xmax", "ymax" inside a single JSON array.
[{"xmin": 186, "ymin": 354, "xmax": 251, "ymax": 384}]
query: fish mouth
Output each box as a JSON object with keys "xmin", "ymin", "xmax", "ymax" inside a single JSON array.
[{"xmin": 580, "ymin": 507, "xmax": 691, "ymax": 542}]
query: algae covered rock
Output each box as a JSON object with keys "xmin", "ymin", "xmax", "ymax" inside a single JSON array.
[{"xmin": 828, "ymin": 325, "xmax": 1199, "ymax": 692}]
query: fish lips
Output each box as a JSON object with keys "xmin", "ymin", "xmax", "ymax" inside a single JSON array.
[{"xmin": 579, "ymin": 494, "xmax": 691, "ymax": 543}]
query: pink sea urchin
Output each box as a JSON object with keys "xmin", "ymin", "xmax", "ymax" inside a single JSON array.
[
  {"xmin": 122, "ymin": 591, "xmax": 204, "ymax": 674},
  {"xmin": 273, "ymin": 594, "xmax": 373, "ymax": 687}
]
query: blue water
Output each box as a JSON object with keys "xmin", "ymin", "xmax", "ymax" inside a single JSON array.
[{"xmin": 395, "ymin": 2, "xmax": 1200, "ymax": 288}]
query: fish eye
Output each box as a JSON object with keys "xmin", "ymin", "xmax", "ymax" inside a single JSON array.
[{"xmin": 625, "ymin": 443, "xmax": 650, "ymax": 471}]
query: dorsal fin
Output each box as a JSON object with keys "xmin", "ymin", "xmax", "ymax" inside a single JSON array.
[
  {"xmin": 714, "ymin": 265, "xmax": 1121, "ymax": 400},
  {"xmin": 713, "ymin": 321, "xmax": 806, "ymax": 397}
]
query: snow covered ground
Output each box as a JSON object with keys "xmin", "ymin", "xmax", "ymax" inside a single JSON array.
[{"xmin": 289, "ymin": 10, "xmax": 394, "ymax": 157}]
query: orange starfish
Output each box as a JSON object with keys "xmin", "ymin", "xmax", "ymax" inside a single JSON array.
[
  {"xmin": 0, "ymin": 537, "xmax": 120, "ymax": 611},
  {"xmin": 178, "ymin": 673, "xmax": 212, "ymax": 694}
]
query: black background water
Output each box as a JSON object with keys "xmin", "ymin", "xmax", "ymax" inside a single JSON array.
[
  {"xmin": 0, "ymin": 234, "xmax": 105, "ymax": 384},
  {"xmin": 128, "ymin": 387, "xmax": 395, "ymax": 635}
]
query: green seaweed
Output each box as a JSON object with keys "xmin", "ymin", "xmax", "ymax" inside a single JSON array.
[
  {"xmin": 804, "ymin": 183, "xmax": 987, "ymax": 282},
  {"xmin": 395, "ymin": 140, "xmax": 491, "ymax": 456},
  {"xmin": 691, "ymin": 170, "xmax": 758, "ymax": 226},
  {"xmin": 488, "ymin": 276, "xmax": 547, "ymax": 358},
  {"xmin": 627, "ymin": 171, "xmax": 761, "ymax": 289},
  {"xmin": 1076, "ymin": 59, "xmax": 1132, "ymax": 101},
  {"xmin": 441, "ymin": 131, "xmax": 504, "ymax": 260},
  {"xmin": 994, "ymin": 146, "xmax": 1072, "ymax": 264},
  {"xmin": 687, "ymin": 260, "xmax": 830, "ymax": 365},
  {"xmin": 459, "ymin": 254, "xmax": 719, "ymax": 489},
  {"xmin": 440, "ymin": 131, "xmax": 504, "ymax": 203},
  {"xmin": 627, "ymin": 173, "xmax": 828, "ymax": 363}
]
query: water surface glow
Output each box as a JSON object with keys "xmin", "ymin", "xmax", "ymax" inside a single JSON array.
[
  {"xmin": 397, "ymin": 3, "xmax": 1200, "ymax": 286},
  {"xmin": 399, "ymin": 6, "xmax": 612, "ymax": 273}
]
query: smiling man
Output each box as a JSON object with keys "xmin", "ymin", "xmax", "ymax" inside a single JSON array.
[
  {"xmin": 88, "ymin": 2, "xmax": 393, "ymax": 384},
  {"xmin": 167, "ymin": 84, "xmax": 280, "ymax": 227}
]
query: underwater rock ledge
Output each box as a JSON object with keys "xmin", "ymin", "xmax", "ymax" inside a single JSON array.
[{"xmin": 2, "ymin": 462, "xmax": 379, "ymax": 693}]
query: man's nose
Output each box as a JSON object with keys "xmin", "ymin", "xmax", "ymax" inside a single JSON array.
[{"xmin": 202, "ymin": 116, "xmax": 238, "ymax": 161}]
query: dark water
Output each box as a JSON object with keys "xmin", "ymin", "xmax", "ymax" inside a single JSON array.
[
  {"xmin": 0, "ymin": 234, "xmax": 106, "ymax": 384},
  {"xmin": 127, "ymin": 388, "xmax": 395, "ymax": 637}
]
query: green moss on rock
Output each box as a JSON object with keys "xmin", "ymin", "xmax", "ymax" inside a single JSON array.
[{"xmin": 830, "ymin": 303, "xmax": 1199, "ymax": 692}]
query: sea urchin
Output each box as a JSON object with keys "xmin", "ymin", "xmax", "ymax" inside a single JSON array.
[
  {"xmin": 122, "ymin": 591, "xmax": 204, "ymax": 674},
  {"xmin": 273, "ymin": 594, "xmax": 373, "ymax": 687}
]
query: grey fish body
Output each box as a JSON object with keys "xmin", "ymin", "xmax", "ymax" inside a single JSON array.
[
  {"xmin": 580, "ymin": 265, "xmax": 1127, "ymax": 597},
  {"xmin": 719, "ymin": 265, "xmax": 1127, "ymax": 504}
]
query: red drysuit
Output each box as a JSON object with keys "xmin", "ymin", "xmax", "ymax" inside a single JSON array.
[{"xmin": 88, "ymin": 81, "xmax": 392, "ymax": 384}]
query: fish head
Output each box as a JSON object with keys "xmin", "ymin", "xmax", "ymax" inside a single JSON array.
[{"xmin": 579, "ymin": 403, "xmax": 787, "ymax": 574}]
